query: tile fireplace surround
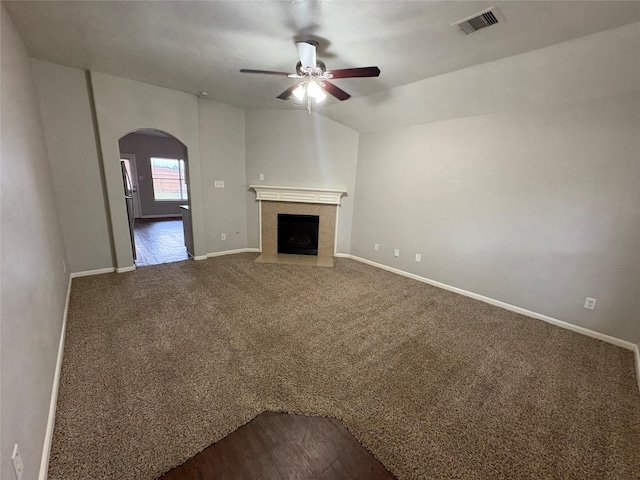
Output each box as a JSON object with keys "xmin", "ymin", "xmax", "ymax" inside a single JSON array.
[{"xmin": 251, "ymin": 186, "xmax": 346, "ymax": 262}]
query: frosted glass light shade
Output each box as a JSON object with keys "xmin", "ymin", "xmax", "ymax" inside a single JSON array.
[
  {"xmin": 314, "ymin": 88, "xmax": 327, "ymax": 103},
  {"xmin": 292, "ymin": 84, "xmax": 306, "ymax": 101},
  {"xmin": 306, "ymin": 80, "xmax": 322, "ymax": 98}
]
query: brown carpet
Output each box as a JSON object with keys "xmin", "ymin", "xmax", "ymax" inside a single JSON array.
[{"xmin": 49, "ymin": 253, "xmax": 640, "ymax": 480}]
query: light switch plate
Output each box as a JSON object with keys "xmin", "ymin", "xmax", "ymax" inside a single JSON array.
[{"xmin": 214, "ymin": 180, "xmax": 224, "ymax": 188}]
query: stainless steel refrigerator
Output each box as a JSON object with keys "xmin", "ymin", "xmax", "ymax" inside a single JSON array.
[{"xmin": 121, "ymin": 160, "xmax": 136, "ymax": 261}]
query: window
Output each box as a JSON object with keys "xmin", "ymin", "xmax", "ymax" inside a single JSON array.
[{"xmin": 150, "ymin": 157, "xmax": 188, "ymax": 201}]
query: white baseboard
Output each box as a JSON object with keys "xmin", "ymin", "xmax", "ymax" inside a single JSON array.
[
  {"xmin": 140, "ymin": 214, "xmax": 181, "ymax": 219},
  {"xmin": 39, "ymin": 274, "xmax": 72, "ymax": 480},
  {"xmin": 348, "ymin": 255, "xmax": 636, "ymax": 351},
  {"xmin": 70, "ymin": 267, "xmax": 115, "ymax": 278},
  {"xmin": 73, "ymin": 251, "xmax": 333, "ymax": 274},
  {"xmin": 116, "ymin": 265, "xmax": 136, "ymax": 273},
  {"xmin": 207, "ymin": 248, "xmax": 260, "ymax": 258},
  {"xmin": 71, "ymin": 265, "xmax": 136, "ymax": 277},
  {"xmin": 334, "ymin": 253, "xmax": 350, "ymax": 258},
  {"xmin": 634, "ymin": 345, "xmax": 640, "ymax": 395}
]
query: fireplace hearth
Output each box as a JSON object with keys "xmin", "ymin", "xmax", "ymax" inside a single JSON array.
[{"xmin": 278, "ymin": 214, "xmax": 320, "ymax": 256}]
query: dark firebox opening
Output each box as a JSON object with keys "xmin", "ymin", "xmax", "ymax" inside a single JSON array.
[{"xmin": 277, "ymin": 214, "xmax": 320, "ymax": 256}]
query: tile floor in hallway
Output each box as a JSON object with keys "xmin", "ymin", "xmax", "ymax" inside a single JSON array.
[{"xmin": 134, "ymin": 218, "xmax": 189, "ymax": 266}]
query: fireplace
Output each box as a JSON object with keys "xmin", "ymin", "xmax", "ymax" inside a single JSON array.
[
  {"xmin": 278, "ymin": 214, "xmax": 320, "ymax": 256},
  {"xmin": 258, "ymin": 201, "xmax": 337, "ymax": 258},
  {"xmin": 250, "ymin": 185, "xmax": 347, "ymax": 266}
]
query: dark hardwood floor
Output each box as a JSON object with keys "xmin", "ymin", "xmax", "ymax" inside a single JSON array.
[
  {"xmin": 158, "ymin": 412, "xmax": 396, "ymax": 480},
  {"xmin": 134, "ymin": 218, "xmax": 189, "ymax": 266}
]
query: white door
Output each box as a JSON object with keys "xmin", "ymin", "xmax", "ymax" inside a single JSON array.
[{"xmin": 120, "ymin": 154, "xmax": 142, "ymax": 218}]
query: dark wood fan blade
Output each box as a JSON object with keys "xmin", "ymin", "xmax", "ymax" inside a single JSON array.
[
  {"xmin": 328, "ymin": 66, "xmax": 381, "ymax": 79},
  {"xmin": 322, "ymin": 81, "xmax": 351, "ymax": 101},
  {"xmin": 276, "ymin": 84, "xmax": 297, "ymax": 100},
  {"xmin": 240, "ymin": 69, "xmax": 292, "ymax": 76}
]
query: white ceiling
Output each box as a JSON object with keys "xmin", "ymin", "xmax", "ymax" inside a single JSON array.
[{"xmin": 5, "ymin": 1, "xmax": 639, "ymax": 111}]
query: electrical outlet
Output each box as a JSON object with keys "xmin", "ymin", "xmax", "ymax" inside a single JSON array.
[
  {"xmin": 415, "ymin": 254, "xmax": 421, "ymax": 262},
  {"xmin": 221, "ymin": 233, "xmax": 226, "ymax": 241},
  {"xmin": 584, "ymin": 297, "xmax": 597, "ymax": 310},
  {"xmin": 12, "ymin": 444, "xmax": 23, "ymax": 480},
  {"xmin": 62, "ymin": 260, "xmax": 67, "ymax": 273},
  {"xmin": 214, "ymin": 180, "xmax": 224, "ymax": 188},
  {"xmin": 373, "ymin": 243, "xmax": 379, "ymax": 251},
  {"xmin": 259, "ymin": 174, "xmax": 264, "ymax": 181},
  {"xmin": 393, "ymin": 249, "xmax": 400, "ymax": 257}
]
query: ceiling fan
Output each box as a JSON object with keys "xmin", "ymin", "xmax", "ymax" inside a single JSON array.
[{"xmin": 240, "ymin": 40, "xmax": 380, "ymax": 114}]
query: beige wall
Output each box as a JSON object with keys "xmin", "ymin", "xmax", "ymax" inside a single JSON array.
[
  {"xmin": 1, "ymin": 8, "xmax": 70, "ymax": 479},
  {"xmin": 245, "ymin": 110, "xmax": 359, "ymax": 254},
  {"xmin": 352, "ymin": 93, "xmax": 639, "ymax": 343},
  {"xmin": 90, "ymin": 72, "xmax": 207, "ymax": 266},
  {"xmin": 349, "ymin": 21, "xmax": 640, "ymax": 343},
  {"xmin": 31, "ymin": 59, "xmax": 113, "ymax": 273},
  {"xmin": 198, "ymin": 98, "xmax": 248, "ymax": 254},
  {"xmin": 30, "ymin": 67, "xmax": 251, "ymax": 267}
]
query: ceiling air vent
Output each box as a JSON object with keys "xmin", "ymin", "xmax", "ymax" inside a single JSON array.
[{"xmin": 453, "ymin": 7, "xmax": 502, "ymax": 35}]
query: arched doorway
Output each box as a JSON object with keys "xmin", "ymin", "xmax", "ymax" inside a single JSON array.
[{"xmin": 118, "ymin": 129, "xmax": 193, "ymax": 266}]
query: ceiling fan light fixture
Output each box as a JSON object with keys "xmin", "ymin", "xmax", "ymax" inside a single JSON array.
[
  {"xmin": 240, "ymin": 39, "xmax": 380, "ymax": 107},
  {"xmin": 292, "ymin": 83, "xmax": 306, "ymax": 102}
]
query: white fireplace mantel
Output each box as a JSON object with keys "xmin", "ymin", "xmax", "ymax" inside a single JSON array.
[{"xmin": 250, "ymin": 185, "xmax": 347, "ymax": 205}]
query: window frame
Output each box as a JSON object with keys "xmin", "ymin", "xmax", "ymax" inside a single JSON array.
[{"xmin": 149, "ymin": 157, "xmax": 188, "ymax": 202}]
